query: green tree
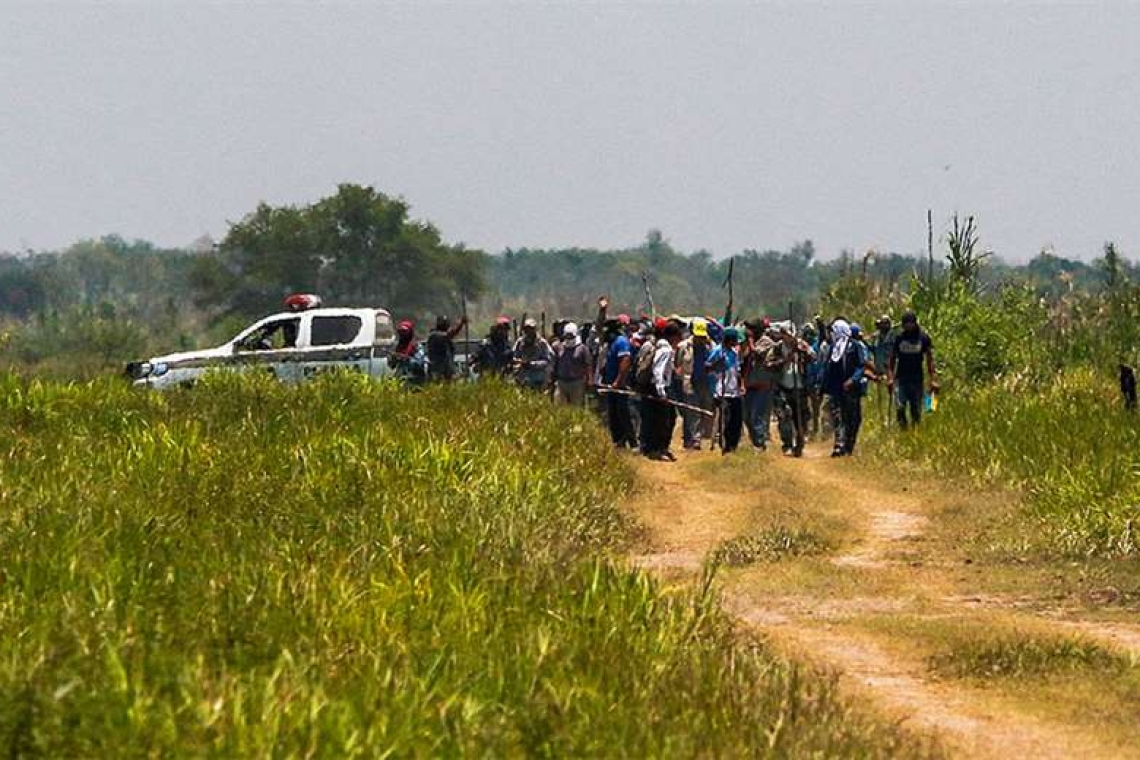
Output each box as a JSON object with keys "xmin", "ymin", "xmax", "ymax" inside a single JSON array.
[{"xmin": 193, "ymin": 184, "xmax": 487, "ymax": 321}]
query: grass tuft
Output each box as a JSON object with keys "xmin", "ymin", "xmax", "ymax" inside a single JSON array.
[
  {"xmin": 711, "ymin": 526, "xmax": 831, "ymax": 567},
  {"xmin": 867, "ymin": 368, "xmax": 1140, "ymax": 559},
  {"xmin": 928, "ymin": 632, "xmax": 1127, "ymax": 679}
]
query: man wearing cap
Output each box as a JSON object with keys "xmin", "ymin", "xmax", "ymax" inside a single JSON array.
[
  {"xmin": 599, "ymin": 317, "xmax": 636, "ymax": 448},
  {"xmin": 888, "ymin": 311, "xmax": 937, "ymax": 428},
  {"xmin": 676, "ymin": 317, "xmax": 714, "ymax": 449},
  {"xmin": 552, "ymin": 322, "xmax": 590, "ymax": 406},
  {"xmin": 870, "ymin": 315, "xmax": 895, "ymax": 378},
  {"xmin": 388, "ymin": 320, "xmax": 427, "ymax": 385},
  {"xmin": 473, "ymin": 317, "xmax": 515, "ymax": 378},
  {"xmin": 706, "ymin": 327, "xmax": 744, "ymax": 453},
  {"xmin": 513, "ymin": 318, "xmax": 553, "ymax": 391}
]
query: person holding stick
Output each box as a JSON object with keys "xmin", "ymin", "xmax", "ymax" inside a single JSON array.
[
  {"xmin": 676, "ymin": 317, "xmax": 715, "ymax": 450},
  {"xmin": 426, "ymin": 315, "xmax": 467, "ymax": 383},
  {"xmin": 642, "ymin": 322, "xmax": 683, "ymax": 461},
  {"xmin": 706, "ymin": 327, "xmax": 744, "ymax": 454},
  {"xmin": 599, "ymin": 318, "xmax": 637, "ymax": 448},
  {"xmin": 774, "ymin": 323, "xmax": 815, "ymax": 457}
]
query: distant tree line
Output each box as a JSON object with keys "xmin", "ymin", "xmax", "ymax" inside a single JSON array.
[{"xmin": 2, "ymin": 184, "xmax": 1137, "ymax": 376}]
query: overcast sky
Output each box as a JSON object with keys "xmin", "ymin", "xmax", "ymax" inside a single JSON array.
[{"xmin": 3, "ymin": 2, "xmax": 1139, "ymax": 262}]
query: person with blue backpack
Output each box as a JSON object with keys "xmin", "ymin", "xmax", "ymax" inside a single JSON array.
[{"xmin": 823, "ymin": 319, "xmax": 868, "ymax": 457}]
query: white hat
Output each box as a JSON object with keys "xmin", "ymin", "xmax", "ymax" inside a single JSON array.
[
  {"xmin": 523, "ymin": 317, "xmax": 538, "ymax": 329},
  {"xmin": 562, "ymin": 322, "xmax": 579, "ymax": 337}
]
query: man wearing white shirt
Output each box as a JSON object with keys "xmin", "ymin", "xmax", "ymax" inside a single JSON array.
[{"xmin": 645, "ymin": 322, "xmax": 683, "ymax": 461}]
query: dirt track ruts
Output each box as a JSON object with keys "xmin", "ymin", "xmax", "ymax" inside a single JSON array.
[{"xmin": 627, "ymin": 439, "xmax": 1140, "ymax": 759}]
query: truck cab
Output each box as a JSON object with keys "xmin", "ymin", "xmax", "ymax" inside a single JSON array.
[{"xmin": 127, "ymin": 300, "xmax": 399, "ymax": 389}]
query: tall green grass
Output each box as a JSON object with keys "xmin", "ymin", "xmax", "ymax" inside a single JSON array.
[
  {"xmin": 871, "ymin": 368, "xmax": 1140, "ymax": 558},
  {"xmin": 0, "ymin": 373, "xmax": 922, "ymax": 756}
]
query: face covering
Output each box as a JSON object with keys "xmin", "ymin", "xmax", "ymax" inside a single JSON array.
[{"xmin": 830, "ymin": 320, "xmax": 851, "ymax": 362}]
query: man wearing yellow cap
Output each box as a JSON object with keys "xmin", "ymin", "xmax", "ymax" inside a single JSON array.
[{"xmin": 676, "ymin": 317, "xmax": 715, "ymax": 450}]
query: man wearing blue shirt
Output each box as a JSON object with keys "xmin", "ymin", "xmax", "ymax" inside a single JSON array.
[{"xmin": 600, "ymin": 320, "xmax": 636, "ymax": 448}]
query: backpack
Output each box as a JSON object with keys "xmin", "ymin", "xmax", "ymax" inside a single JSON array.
[{"xmin": 634, "ymin": 340, "xmax": 657, "ymax": 390}]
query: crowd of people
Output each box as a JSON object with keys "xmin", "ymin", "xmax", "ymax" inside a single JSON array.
[{"xmin": 387, "ymin": 297, "xmax": 938, "ymax": 462}]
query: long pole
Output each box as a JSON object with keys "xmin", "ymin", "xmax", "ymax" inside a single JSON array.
[
  {"xmin": 641, "ymin": 272, "xmax": 656, "ymax": 318},
  {"xmin": 461, "ymin": 292, "xmax": 471, "ymax": 378},
  {"xmin": 723, "ymin": 257, "xmax": 735, "ymax": 325},
  {"xmin": 789, "ymin": 300, "xmax": 804, "ymax": 453},
  {"xmin": 597, "ymin": 386, "xmax": 714, "ymax": 417},
  {"xmin": 927, "ymin": 208, "xmax": 934, "ymax": 283}
]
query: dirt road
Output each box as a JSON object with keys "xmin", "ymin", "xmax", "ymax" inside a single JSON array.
[{"xmin": 628, "ymin": 438, "xmax": 1140, "ymax": 758}]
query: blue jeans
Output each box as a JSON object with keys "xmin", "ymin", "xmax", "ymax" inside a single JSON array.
[
  {"xmin": 895, "ymin": 379, "xmax": 924, "ymax": 428},
  {"xmin": 683, "ymin": 383, "xmax": 715, "ymax": 448},
  {"xmin": 744, "ymin": 388, "xmax": 772, "ymax": 447}
]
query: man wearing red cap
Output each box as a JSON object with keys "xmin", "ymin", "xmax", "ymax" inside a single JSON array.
[{"xmin": 388, "ymin": 320, "xmax": 427, "ymax": 385}]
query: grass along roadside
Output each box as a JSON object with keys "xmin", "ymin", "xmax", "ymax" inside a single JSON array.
[
  {"xmin": 844, "ymin": 613, "xmax": 1140, "ymax": 754},
  {"xmin": 629, "ymin": 427, "xmax": 1140, "ymax": 755},
  {"xmin": 864, "ymin": 368, "xmax": 1140, "ymax": 558},
  {"xmin": 0, "ymin": 373, "xmax": 930, "ymax": 756}
]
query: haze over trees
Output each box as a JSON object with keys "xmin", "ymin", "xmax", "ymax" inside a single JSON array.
[{"xmin": 1, "ymin": 184, "xmax": 1137, "ymax": 377}]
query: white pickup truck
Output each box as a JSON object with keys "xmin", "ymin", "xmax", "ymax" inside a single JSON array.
[{"xmin": 127, "ymin": 303, "xmax": 400, "ymax": 389}]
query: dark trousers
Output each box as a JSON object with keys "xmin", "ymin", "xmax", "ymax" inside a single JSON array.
[
  {"xmin": 639, "ymin": 396, "xmax": 657, "ymax": 453},
  {"xmin": 830, "ymin": 390, "xmax": 863, "ymax": 453},
  {"xmin": 777, "ymin": 387, "xmax": 809, "ymax": 453},
  {"xmin": 643, "ymin": 397, "xmax": 677, "ymax": 454},
  {"xmin": 607, "ymin": 393, "xmax": 636, "ymax": 448},
  {"xmin": 718, "ymin": 396, "xmax": 744, "ymax": 453},
  {"xmin": 896, "ymin": 379, "xmax": 924, "ymax": 428}
]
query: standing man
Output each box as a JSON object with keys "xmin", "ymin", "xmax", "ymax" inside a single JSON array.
[
  {"xmin": 823, "ymin": 319, "xmax": 868, "ymax": 457},
  {"xmin": 513, "ymin": 318, "xmax": 553, "ymax": 391},
  {"xmin": 741, "ymin": 318, "xmax": 778, "ymax": 450},
  {"xmin": 388, "ymin": 320, "xmax": 428, "ymax": 386},
  {"xmin": 426, "ymin": 315, "xmax": 467, "ymax": 382},
  {"xmin": 600, "ymin": 319, "xmax": 636, "ymax": 448},
  {"xmin": 775, "ymin": 324, "xmax": 816, "ymax": 457},
  {"xmin": 472, "ymin": 317, "xmax": 515, "ymax": 378},
  {"xmin": 870, "ymin": 315, "xmax": 894, "ymax": 378},
  {"xmin": 676, "ymin": 317, "xmax": 714, "ymax": 450},
  {"xmin": 802, "ymin": 323, "xmax": 826, "ymax": 441},
  {"xmin": 644, "ymin": 322, "xmax": 683, "ymax": 461},
  {"xmin": 888, "ymin": 311, "xmax": 937, "ymax": 428},
  {"xmin": 552, "ymin": 322, "xmax": 590, "ymax": 405},
  {"xmin": 707, "ymin": 327, "xmax": 744, "ymax": 454}
]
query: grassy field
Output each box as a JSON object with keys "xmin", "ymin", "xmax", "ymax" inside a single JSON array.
[
  {"xmin": 0, "ymin": 373, "xmax": 926, "ymax": 756},
  {"xmin": 867, "ymin": 368, "xmax": 1140, "ymax": 558}
]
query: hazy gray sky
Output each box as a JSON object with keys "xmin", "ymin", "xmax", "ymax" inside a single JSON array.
[{"xmin": 3, "ymin": 1, "xmax": 1139, "ymax": 261}]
